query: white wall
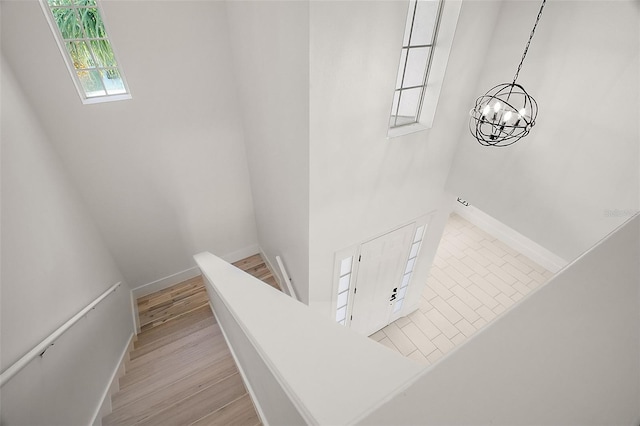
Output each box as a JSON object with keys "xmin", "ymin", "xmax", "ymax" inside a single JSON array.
[
  {"xmin": 307, "ymin": 1, "xmax": 503, "ymax": 315},
  {"xmin": 225, "ymin": 1, "xmax": 310, "ymax": 303},
  {"xmin": 360, "ymin": 214, "xmax": 640, "ymax": 425},
  {"xmin": 446, "ymin": 0, "xmax": 639, "ymax": 262},
  {"xmin": 1, "ymin": 0, "xmax": 258, "ymax": 289},
  {"xmin": 1, "ymin": 57, "xmax": 134, "ymax": 425}
]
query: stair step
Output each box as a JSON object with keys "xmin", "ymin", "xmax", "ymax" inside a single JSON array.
[
  {"xmin": 120, "ymin": 327, "xmax": 227, "ymax": 389},
  {"xmin": 104, "ymin": 354, "xmax": 238, "ymax": 426},
  {"xmin": 135, "ymin": 372, "xmax": 247, "ymax": 426},
  {"xmin": 134, "ymin": 304, "xmax": 213, "ymax": 349},
  {"xmin": 190, "ymin": 393, "xmax": 261, "ymax": 426},
  {"xmin": 232, "ymin": 254, "xmax": 264, "ymax": 271},
  {"xmin": 128, "ymin": 325, "xmax": 218, "ymax": 371},
  {"xmin": 139, "ymin": 288, "xmax": 209, "ymax": 330},
  {"xmin": 131, "ymin": 316, "xmax": 216, "ymax": 360},
  {"xmin": 113, "ymin": 341, "xmax": 232, "ymax": 410}
]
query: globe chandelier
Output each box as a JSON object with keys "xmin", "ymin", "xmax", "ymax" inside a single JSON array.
[{"xmin": 469, "ymin": 0, "xmax": 547, "ymax": 147}]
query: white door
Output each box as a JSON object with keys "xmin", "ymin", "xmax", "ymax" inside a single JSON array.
[{"xmin": 349, "ymin": 223, "xmax": 415, "ymax": 336}]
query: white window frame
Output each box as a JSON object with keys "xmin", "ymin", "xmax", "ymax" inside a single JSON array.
[
  {"xmin": 39, "ymin": 0, "xmax": 132, "ymax": 104},
  {"xmin": 388, "ymin": 0, "xmax": 462, "ymax": 138}
]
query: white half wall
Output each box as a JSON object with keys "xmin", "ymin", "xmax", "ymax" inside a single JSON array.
[
  {"xmin": 360, "ymin": 215, "xmax": 640, "ymax": 425},
  {"xmin": 1, "ymin": 57, "xmax": 134, "ymax": 425},
  {"xmin": 446, "ymin": 0, "xmax": 639, "ymax": 263}
]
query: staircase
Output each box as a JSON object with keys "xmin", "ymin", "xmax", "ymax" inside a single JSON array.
[{"xmin": 103, "ymin": 254, "xmax": 279, "ymax": 425}]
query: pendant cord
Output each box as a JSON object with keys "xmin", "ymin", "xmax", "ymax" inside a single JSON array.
[{"xmin": 512, "ymin": 0, "xmax": 547, "ymax": 85}]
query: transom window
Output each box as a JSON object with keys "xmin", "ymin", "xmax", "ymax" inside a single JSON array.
[
  {"xmin": 41, "ymin": 0, "xmax": 131, "ymax": 103},
  {"xmin": 390, "ymin": 0, "xmax": 444, "ymax": 129}
]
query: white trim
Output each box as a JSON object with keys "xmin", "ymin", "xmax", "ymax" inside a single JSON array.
[
  {"xmin": 207, "ymin": 302, "xmax": 270, "ymax": 426},
  {"xmin": 387, "ymin": 122, "xmax": 429, "ymax": 139},
  {"xmin": 90, "ymin": 332, "xmax": 135, "ymax": 426},
  {"xmin": 453, "ymin": 202, "xmax": 568, "ymax": 273},
  {"xmin": 131, "ymin": 266, "xmax": 201, "ymax": 299},
  {"xmin": 130, "ymin": 290, "xmax": 140, "ymax": 334},
  {"xmin": 259, "ymin": 248, "xmax": 282, "ymax": 290},
  {"xmin": 131, "ymin": 244, "xmax": 261, "ymax": 298}
]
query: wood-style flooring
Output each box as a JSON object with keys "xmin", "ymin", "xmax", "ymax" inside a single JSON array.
[{"xmin": 104, "ymin": 253, "xmax": 279, "ymax": 425}]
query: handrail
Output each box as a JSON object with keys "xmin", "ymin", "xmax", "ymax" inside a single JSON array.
[{"xmin": 0, "ymin": 281, "xmax": 122, "ymax": 387}]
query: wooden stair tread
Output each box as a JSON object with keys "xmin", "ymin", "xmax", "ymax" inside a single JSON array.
[
  {"xmin": 104, "ymin": 355, "xmax": 238, "ymax": 426},
  {"xmin": 232, "ymin": 254, "xmax": 264, "ymax": 271},
  {"xmin": 132, "ymin": 316, "xmax": 216, "ymax": 360},
  {"xmin": 139, "ymin": 288, "xmax": 209, "ymax": 329},
  {"xmin": 189, "ymin": 393, "xmax": 260, "ymax": 426},
  {"xmin": 135, "ymin": 373, "xmax": 247, "ymax": 426},
  {"xmin": 137, "ymin": 275, "xmax": 204, "ymax": 307},
  {"xmin": 135, "ymin": 304, "xmax": 213, "ymax": 348}
]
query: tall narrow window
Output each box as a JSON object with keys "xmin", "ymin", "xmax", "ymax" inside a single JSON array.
[
  {"xmin": 390, "ymin": 0, "xmax": 443, "ymax": 129},
  {"xmin": 41, "ymin": 0, "xmax": 131, "ymax": 103},
  {"xmin": 335, "ymin": 256, "xmax": 354, "ymax": 325},
  {"xmin": 393, "ymin": 224, "xmax": 426, "ymax": 314}
]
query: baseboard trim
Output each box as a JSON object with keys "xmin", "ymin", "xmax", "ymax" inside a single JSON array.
[
  {"xmin": 453, "ymin": 203, "xmax": 568, "ymax": 273},
  {"xmin": 131, "ymin": 245, "xmax": 260, "ymax": 300},
  {"xmin": 131, "ymin": 267, "xmax": 201, "ymax": 299},
  {"xmin": 90, "ymin": 332, "xmax": 135, "ymax": 426}
]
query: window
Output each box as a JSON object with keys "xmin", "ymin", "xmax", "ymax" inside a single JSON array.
[
  {"xmin": 335, "ymin": 256, "xmax": 354, "ymax": 325},
  {"xmin": 393, "ymin": 224, "xmax": 425, "ymax": 313},
  {"xmin": 388, "ymin": 0, "xmax": 461, "ymax": 137},
  {"xmin": 41, "ymin": 0, "xmax": 131, "ymax": 104}
]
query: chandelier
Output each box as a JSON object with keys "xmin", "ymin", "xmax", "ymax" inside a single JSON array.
[{"xmin": 469, "ymin": 0, "xmax": 547, "ymax": 147}]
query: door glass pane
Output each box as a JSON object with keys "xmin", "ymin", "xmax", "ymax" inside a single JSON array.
[
  {"xmin": 340, "ymin": 257, "xmax": 353, "ymax": 277},
  {"xmin": 90, "ymin": 39, "xmax": 117, "ymax": 67},
  {"xmin": 401, "ymin": 272, "xmax": 412, "ymax": 288},
  {"xmin": 393, "ymin": 298, "xmax": 404, "ymax": 313},
  {"xmin": 405, "ymin": 257, "xmax": 416, "ymax": 274},
  {"xmin": 338, "ymin": 274, "xmax": 350, "ymax": 293},
  {"xmin": 411, "ymin": 0, "xmax": 440, "ymax": 46},
  {"xmin": 336, "ymin": 305, "xmax": 347, "ymax": 322},
  {"xmin": 336, "ymin": 290, "xmax": 348, "ymax": 309},
  {"xmin": 398, "ymin": 286, "xmax": 408, "ymax": 299},
  {"xmin": 409, "ymin": 242, "xmax": 420, "ymax": 259},
  {"xmin": 414, "ymin": 225, "xmax": 425, "ymax": 242},
  {"xmin": 403, "ymin": 47, "xmax": 430, "ymax": 88}
]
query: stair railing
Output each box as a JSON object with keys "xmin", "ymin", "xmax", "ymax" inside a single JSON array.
[{"xmin": 0, "ymin": 281, "xmax": 122, "ymax": 387}]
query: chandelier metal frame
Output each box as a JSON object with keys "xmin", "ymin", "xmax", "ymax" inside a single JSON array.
[{"xmin": 469, "ymin": 0, "xmax": 547, "ymax": 147}]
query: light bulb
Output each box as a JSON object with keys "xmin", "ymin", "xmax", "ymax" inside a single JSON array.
[
  {"xmin": 503, "ymin": 111, "xmax": 513, "ymax": 122},
  {"xmin": 482, "ymin": 105, "xmax": 491, "ymax": 116},
  {"xmin": 519, "ymin": 108, "xmax": 527, "ymax": 117},
  {"xmin": 493, "ymin": 102, "xmax": 502, "ymax": 113}
]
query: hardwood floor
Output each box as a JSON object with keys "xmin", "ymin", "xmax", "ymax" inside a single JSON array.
[{"xmin": 104, "ymin": 253, "xmax": 279, "ymax": 425}]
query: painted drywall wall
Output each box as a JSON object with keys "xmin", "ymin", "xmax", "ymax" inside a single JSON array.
[
  {"xmin": 225, "ymin": 1, "xmax": 310, "ymax": 303},
  {"xmin": 360, "ymin": 215, "xmax": 640, "ymax": 425},
  {"xmin": 446, "ymin": 0, "xmax": 639, "ymax": 262},
  {"xmin": 1, "ymin": 1, "xmax": 258, "ymax": 289},
  {"xmin": 1, "ymin": 57, "xmax": 134, "ymax": 425},
  {"xmin": 307, "ymin": 1, "xmax": 503, "ymax": 316}
]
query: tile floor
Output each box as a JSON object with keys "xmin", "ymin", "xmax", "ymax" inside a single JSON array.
[{"xmin": 369, "ymin": 213, "xmax": 554, "ymax": 366}]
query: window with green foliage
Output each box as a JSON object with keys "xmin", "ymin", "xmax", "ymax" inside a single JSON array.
[{"xmin": 41, "ymin": 0, "xmax": 130, "ymax": 103}]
